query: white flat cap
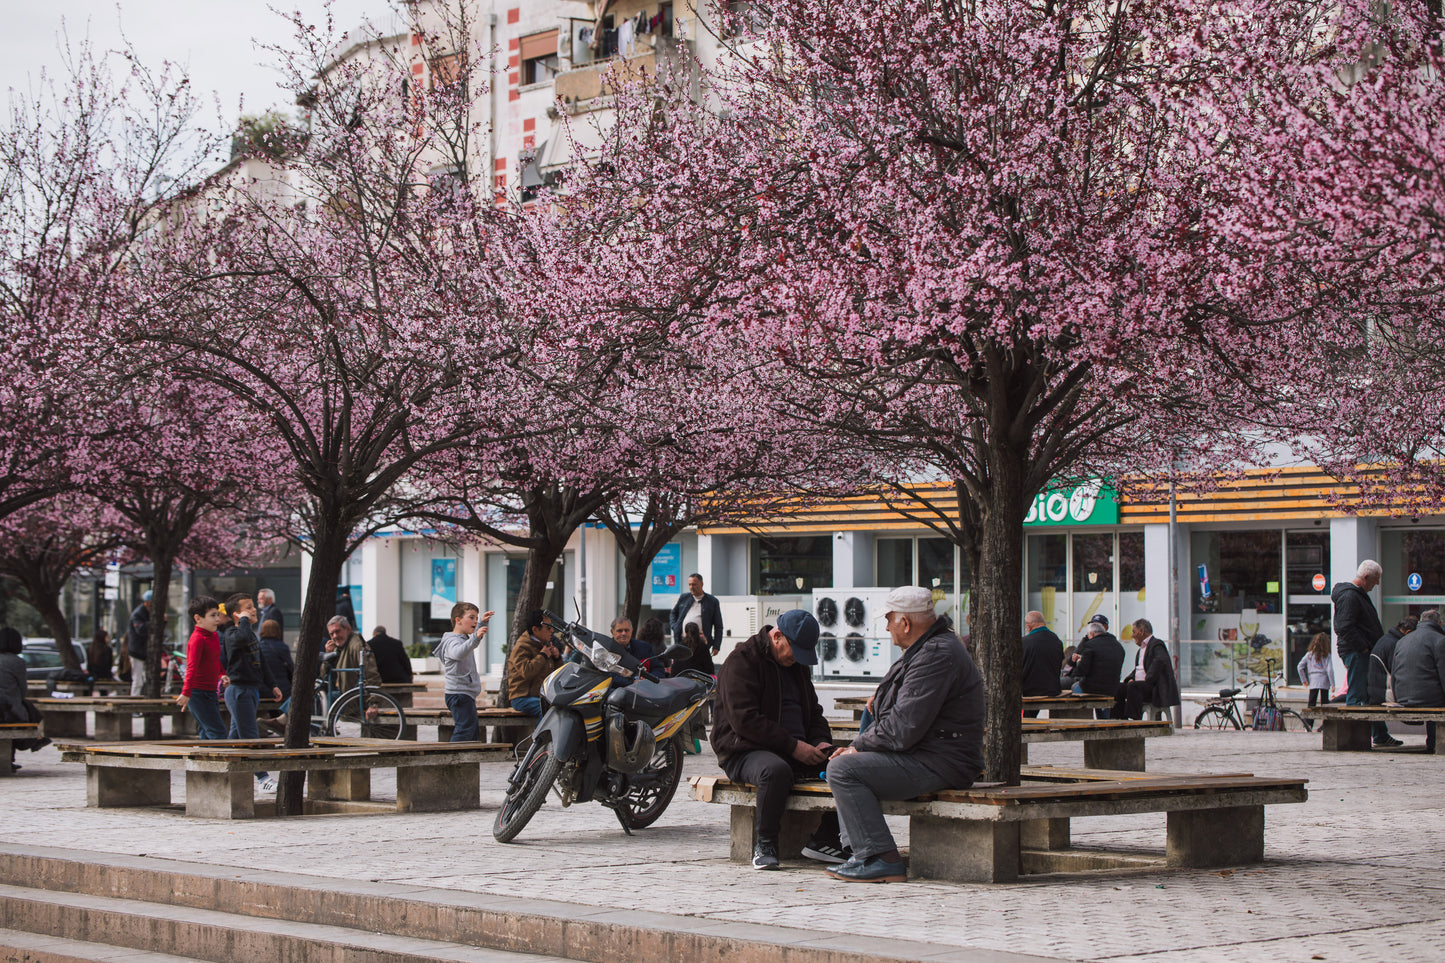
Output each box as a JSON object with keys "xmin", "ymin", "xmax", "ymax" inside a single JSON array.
[{"xmin": 885, "ymin": 586, "xmax": 935, "ymax": 615}]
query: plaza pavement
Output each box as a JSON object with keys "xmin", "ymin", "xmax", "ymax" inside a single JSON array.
[{"xmin": 1, "ymin": 725, "xmax": 1441, "ymax": 963}]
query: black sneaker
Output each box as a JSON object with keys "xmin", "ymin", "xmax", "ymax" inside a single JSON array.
[
  {"xmin": 752, "ymin": 837, "xmax": 780, "ymax": 870},
  {"xmin": 801, "ymin": 839, "xmax": 852, "ymax": 864},
  {"xmin": 1373, "ymin": 736, "xmax": 1404, "ymax": 748}
]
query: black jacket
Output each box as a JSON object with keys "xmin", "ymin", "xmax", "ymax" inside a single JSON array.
[
  {"xmin": 369, "ymin": 632, "xmax": 414, "ymax": 684},
  {"xmin": 258, "ymin": 603, "xmax": 284, "ymax": 633},
  {"xmin": 1392, "ymin": 620, "xmax": 1445, "ymax": 707},
  {"xmin": 222, "ymin": 617, "xmax": 280, "ymax": 692},
  {"xmin": 1070, "ymin": 632, "xmax": 1125, "ymax": 694},
  {"xmin": 1368, "ymin": 628, "xmax": 1403, "ymax": 704},
  {"xmin": 1332, "ymin": 582, "xmax": 1383, "ymax": 658},
  {"xmin": 1128, "ymin": 637, "xmax": 1181, "ymax": 708},
  {"xmin": 670, "ymin": 591, "xmax": 723, "ymax": 652},
  {"xmin": 259, "ymin": 637, "xmax": 295, "ymax": 695},
  {"xmin": 854, "ymin": 619, "xmax": 984, "ymax": 787},
  {"xmin": 711, "ymin": 628, "xmax": 831, "ymax": 765},
  {"xmin": 1021, "ymin": 627, "xmax": 1064, "ymax": 697},
  {"xmin": 127, "ymin": 604, "xmax": 150, "ymax": 659}
]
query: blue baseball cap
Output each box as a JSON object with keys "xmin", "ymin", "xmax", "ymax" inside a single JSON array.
[{"xmin": 775, "ymin": 609, "xmax": 820, "ymax": 665}]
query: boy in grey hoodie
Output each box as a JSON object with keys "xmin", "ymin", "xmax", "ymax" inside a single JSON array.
[{"xmin": 433, "ymin": 602, "xmax": 493, "ymax": 742}]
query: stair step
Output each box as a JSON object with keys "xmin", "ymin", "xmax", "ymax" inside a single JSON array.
[
  {"xmin": 0, "ymin": 926, "xmax": 203, "ymax": 963},
  {"xmin": 0, "ymin": 885, "xmax": 568, "ymax": 963}
]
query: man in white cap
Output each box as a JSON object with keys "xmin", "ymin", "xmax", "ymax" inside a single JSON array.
[{"xmin": 823, "ymin": 586, "xmax": 984, "ymax": 883}]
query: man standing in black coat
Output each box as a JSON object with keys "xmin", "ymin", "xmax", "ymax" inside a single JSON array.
[
  {"xmin": 670, "ymin": 573, "xmax": 723, "ymax": 655},
  {"xmin": 257, "ymin": 588, "xmax": 284, "ymax": 635},
  {"xmin": 127, "ymin": 592, "xmax": 152, "ymax": 697},
  {"xmin": 1021, "ymin": 610, "xmax": 1064, "ymax": 698},
  {"xmin": 1332, "ymin": 560, "xmax": 1396, "ymax": 747},
  {"xmin": 710, "ymin": 609, "xmax": 842, "ymax": 871}
]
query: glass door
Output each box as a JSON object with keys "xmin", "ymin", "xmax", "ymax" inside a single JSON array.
[{"xmin": 1284, "ymin": 531, "xmax": 1331, "ymax": 685}]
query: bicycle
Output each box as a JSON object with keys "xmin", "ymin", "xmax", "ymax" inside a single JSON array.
[
  {"xmin": 1193, "ymin": 658, "xmax": 1312, "ymax": 732},
  {"xmin": 309, "ymin": 639, "xmax": 408, "ymax": 740}
]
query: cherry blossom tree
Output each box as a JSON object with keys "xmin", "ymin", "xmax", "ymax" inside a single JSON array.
[
  {"xmin": 0, "ymin": 496, "xmax": 128, "ymax": 671},
  {"xmin": 556, "ymin": 0, "xmax": 1375, "ymax": 782}
]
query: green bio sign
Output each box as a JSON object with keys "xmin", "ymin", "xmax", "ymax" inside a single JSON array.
[{"xmin": 1024, "ymin": 482, "xmax": 1120, "ymax": 526}]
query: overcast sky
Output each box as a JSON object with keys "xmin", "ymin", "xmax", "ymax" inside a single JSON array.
[{"xmin": 4, "ymin": 2, "xmax": 396, "ymax": 129}]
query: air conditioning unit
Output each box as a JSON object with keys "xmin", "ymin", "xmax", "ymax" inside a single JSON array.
[
  {"xmin": 811, "ymin": 588, "xmax": 897, "ymax": 679},
  {"xmin": 711, "ymin": 594, "xmax": 807, "ymax": 665}
]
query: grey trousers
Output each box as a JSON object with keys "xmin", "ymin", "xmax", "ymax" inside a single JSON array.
[{"xmin": 827, "ymin": 751, "xmax": 951, "ymax": 860}]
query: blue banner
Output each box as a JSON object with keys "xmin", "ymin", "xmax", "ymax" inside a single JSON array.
[{"xmin": 430, "ymin": 558, "xmax": 457, "ymax": 620}]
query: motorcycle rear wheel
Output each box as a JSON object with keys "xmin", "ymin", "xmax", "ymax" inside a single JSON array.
[
  {"xmin": 493, "ymin": 730, "xmax": 563, "ymax": 843},
  {"xmin": 619, "ymin": 737, "xmax": 684, "ymax": 830}
]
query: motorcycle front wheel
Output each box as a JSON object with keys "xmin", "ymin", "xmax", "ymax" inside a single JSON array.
[
  {"xmin": 493, "ymin": 730, "xmax": 563, "ymax": 843},
  {"xmin": 619, "ymin": 737, "xmax": 684, "ymax": 830}
]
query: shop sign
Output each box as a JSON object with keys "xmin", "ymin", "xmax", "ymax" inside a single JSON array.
[
  {"xmin": 1024, "ymin": 481, "xmax": 1120, "ymax": 526},
  {"xmin": 1408, "ymin": 572, "xmax": 1423, "ymax": 592},
  {"xmin": 651, "ymin": 543, "xmax": 682, "ymax": 592},
  {"xmin": 1312, "ymin": 573, "xmax": 1326, "ymax": 591}
]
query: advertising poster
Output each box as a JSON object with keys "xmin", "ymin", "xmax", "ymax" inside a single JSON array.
[
  {"xmin": 430, "ymin": 558, "xmax": 457, "ymax": 620},
  {"xmin": 651, "ymin": 543, "xmax": 682, "ymax": 592}
]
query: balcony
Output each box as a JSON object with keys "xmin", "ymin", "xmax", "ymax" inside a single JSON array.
[{"xmin": 554, "ymin": 51, "xmax": 658, "ymax": 107}]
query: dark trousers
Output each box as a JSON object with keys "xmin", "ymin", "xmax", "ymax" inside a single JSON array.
[
  {"xmin": 1308, "ymin": 688, "xmax": 1328, "ymax": 708},
  {"xmin": 722, "ymin": 749, "xmax": 840, "ymax": 843},
  {"xmin": 1114, "ymin": 679, "xmax": 1153, "ymax": 720},
  {"xmin": 1343, "ymin": 652, "xmax": 1389, "ymax": 741},
  {"xmin": 445, "ymin": 693, "xmax": 479, "ymax": 742}
]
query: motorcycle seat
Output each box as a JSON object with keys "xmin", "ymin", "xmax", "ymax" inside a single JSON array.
[{"xmin": 606, "ymin": 677, "xmax": 700, "ymax": 718}]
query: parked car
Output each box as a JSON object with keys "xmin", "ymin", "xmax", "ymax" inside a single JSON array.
[{"xmin": 18, "ymin": 639, "xmax": 89, "ymax": 681}]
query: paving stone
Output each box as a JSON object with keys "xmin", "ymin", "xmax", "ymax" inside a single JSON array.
[{"xmin": 2, "ymin": 728, "xmax": 1441, "ymax": 961}]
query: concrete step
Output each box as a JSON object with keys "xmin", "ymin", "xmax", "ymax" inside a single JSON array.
[
  {"xmin": 0, "ymin": 884, "xmax": 567, "ymax": 963},
  {"xmin": 0, "ymin": 845, "xmax": 971, "ymax": 963},
  {"xmin": 0, "ymin": 926, "xmax": 203, "ymax": 963}
]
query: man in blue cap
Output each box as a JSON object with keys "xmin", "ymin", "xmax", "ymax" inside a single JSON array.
[{"xmin": 710, "ymin": 609, "xmax": 846, "ymax": 870}]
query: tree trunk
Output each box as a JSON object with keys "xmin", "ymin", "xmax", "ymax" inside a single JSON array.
[
  {"xmin": 36, "ymin": 600, "xmax": 74, "ymax": 670},
  {"xmin": 499, "ymin": 541, "xmax": 564, "ymax": 709},
  {"xmin": 276, "ymin": 532, "xmax": 348, "ymax": 816},
  {"xmin": 972, "ymin": 457, "xmax": 1027, "ymax": 786},
  {"xmin": 621, "ymin": 547, "xmax": 650, "ymax": 628},
  {"xmin": 8, "ymin": 562, "xmax": 79, "ymax": 671},
  {"xmin": 143, "ymin": 553, "xmax": 174, "ymax": 739}
]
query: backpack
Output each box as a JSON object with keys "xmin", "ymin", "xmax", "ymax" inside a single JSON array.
[
  {"xmin": 1251, "ymin": 706, "xmax": 1284, "ymax": 731},
  {"xmin": 1371, "ymin": 652, "xmax": 1396, "ymax": 704}
]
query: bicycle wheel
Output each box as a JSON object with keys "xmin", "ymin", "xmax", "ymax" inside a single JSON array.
[
  {"xmin": 309, "ymin": 686, "xmax": 329, "ymax": 737},
  {"xmin": 1193, "ymin": 706, "xmax": 1240, "ymax": 730},
  {"xmin": 1279, "ymin": 709, "xmax": 1313, "ymax": 732},
  {"xmin": 493, "ymin": 730, "xmax": 562, "ymax": 843},
  {"xmin": 619, "ymin": 737, "xmax": 684, "ymax": 831},
  {"xmin": 327, "ymin": 689, "xmax": 406, "ymax": 740}
]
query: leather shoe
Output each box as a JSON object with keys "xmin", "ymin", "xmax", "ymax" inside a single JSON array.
[{"xmin": 825, "ymin": 854, "xmax": 906, "ymax": 883}]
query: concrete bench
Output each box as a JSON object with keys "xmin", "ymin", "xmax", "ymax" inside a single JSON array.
[
  {"xmin": 1301, "ymin": 705, "xmax": 1445, "ymax": 753},
  {"xmin": 825, "ymin": 719, "xmax": 1171, "ymax": 771},
  {"xmin": 691, "ymin": 766, "xmax": 1307, "ymax": 883},
  {"xmin": 834, "ymin": 693, "xmax": 1114, "ymax": 721},
  {"xmin": 377, "ymin": 707, "xmax": 537, "ymax": 743},
  {"xmin": 60, "ymin": 738, "xmax": 512, "ymax": 819},
  {"xmin": 33, "ymin": 698, "xmax": 195, "ymax": 740},
  {"xmin": 1, "ymin": 723, "xmax": 45, "ymax": 776}
]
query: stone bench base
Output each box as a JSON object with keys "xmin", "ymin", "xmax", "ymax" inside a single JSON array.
[
  {"xmin": 1, "ymin": 725, "xmax": 44, "ymax": 776},
  {"xmin": 65, "ymin": 739, "xmax": 509, "ymax": 818},
  {"xmin": 695, "ymin": 769, "xmax": 1307, "ymax": 883},
  {"xmin": 1301, "ymin": 708, "xmax": 1445, "ymax": 754}
]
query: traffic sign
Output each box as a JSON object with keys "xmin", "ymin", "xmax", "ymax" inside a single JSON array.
[{"xmin": 1408, "ymin": 572, "xmax": 1423, "ymax": 592}]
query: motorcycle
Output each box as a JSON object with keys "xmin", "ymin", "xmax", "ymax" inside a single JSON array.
[{"xmin": 492, "ymin": 612, "xmax": 716, "ymax": 842}]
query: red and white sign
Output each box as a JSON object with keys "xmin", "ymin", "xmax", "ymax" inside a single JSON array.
[{"xmin": 1312, "ymin": 573, "xmax": 1326, "ymax": 591}]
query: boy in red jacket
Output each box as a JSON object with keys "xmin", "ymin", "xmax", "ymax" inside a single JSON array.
[{"xmin": 176, "ymin": 596, "xmax": 227, "ymax": 739}]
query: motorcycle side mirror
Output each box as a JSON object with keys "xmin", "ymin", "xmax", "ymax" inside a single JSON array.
[{"xmin": 658, "ymin": 643, "xmax": 692, "ymax": 663}]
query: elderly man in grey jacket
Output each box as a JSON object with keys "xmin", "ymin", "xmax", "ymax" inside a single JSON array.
[
  {"xmin": 1391, "ymin": 609, "xmax": 1445, "ymax": 752},
  {"xmin": 823, "ymin": 587, "xmax": 984, "ymax": 883}
]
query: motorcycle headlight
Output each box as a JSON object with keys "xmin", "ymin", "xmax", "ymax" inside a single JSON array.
[{"xmin": 589, "ymin": 641, "xmax": 622, "ymax": 672}]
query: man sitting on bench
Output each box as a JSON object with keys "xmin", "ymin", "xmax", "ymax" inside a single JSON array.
[
  {"xmin": 1391, "ymin": 608, "xmax": 1445, "ymax": 752},
  {"xmin": 824, "ymin": 587, "xmax": 984, "ymax": 883},
  {"xmin": 710, "ymin": 609, "xmax": 846, "ymax": 870}
]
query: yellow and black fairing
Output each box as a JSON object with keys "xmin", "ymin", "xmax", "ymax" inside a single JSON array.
[{"xmin": 540, "ymin": 661, "xmax": 611, "ymax": 743}]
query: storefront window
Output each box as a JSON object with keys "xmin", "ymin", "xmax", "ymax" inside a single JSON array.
[
  {"xmin": 1026, "ymin": 533, "xmax": 1068, "ymax": 637},
  {"xmin": 919, "ymin": 538, "xmax": 956, "ymax": 594},
  {"xmin": 1381, "ymin": 530, "xmax": 1445, "ymax": 598},
  {"xmin": 1186, "ymin": 530, "xmax": 1285, "ymax": 690},
  {"xmin": 753, "ymin": 536, "xmax": 832, "ymax": 594},
  {"xmin": 876, "ymin": 538, "xmax": 913, "ymax": 587}
]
